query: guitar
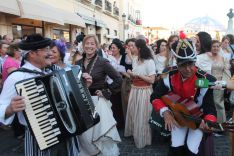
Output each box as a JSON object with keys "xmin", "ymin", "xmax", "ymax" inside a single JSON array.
[{"xmin": 161, "ymin": 93, "xmax": 234, "ymax": 132}]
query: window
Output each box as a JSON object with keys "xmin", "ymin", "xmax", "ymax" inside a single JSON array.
[
  {"xmin": 12, "ymin": 25, "xmax": 43, "ymax": 39},
  {"xmin": 52, "ymin": 29, "xmax": 70, "ymax": 42},
  {"xmin": 106, "ymin": 28, "xmax": 110, "ymax": 35},
  {"xmin": 114, "ymin": 30, "xmax": 117, "ymax": 36}
]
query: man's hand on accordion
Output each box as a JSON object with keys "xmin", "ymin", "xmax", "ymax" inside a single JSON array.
[
  {"xmin": 82, "ymin": 73, "xmax": 93, "ymax": 87},
  {"xmin": 5, "ymin": 96, "xmax": 25, "ymax": 118}
]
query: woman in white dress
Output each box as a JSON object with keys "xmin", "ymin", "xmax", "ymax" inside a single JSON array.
[
  {"xmin": 125, "ymin": 39, "xmax": 156, "ymax": 148},
  {"xmin": 220, "ymin": 36, "xmax": 232, "ymax": 61},
  {"xmin": 154, "ymin": 39, "xmax": 175, "ymax": 80},
  {"xmin": 196, "ymin": 40, "xmax": 231, "ymax": 124}
]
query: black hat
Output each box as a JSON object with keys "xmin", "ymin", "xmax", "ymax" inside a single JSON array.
[
  {"xmin": 171, "ymin": 39, "xmax": 196, "ymax": 66},
  {"xmin": 76, "ymin": 32, "xmax": 85, "ymax": 43},
  {"xmin": 19, "ymin": 34, "xmax": 51, "ymax": 51}
]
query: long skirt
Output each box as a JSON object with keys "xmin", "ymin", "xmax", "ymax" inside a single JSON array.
[
  {"xmin": 124, "ymin": 85, "xmax": 152, "ymax": 148},
  {"xmin": 78, "ymin": 97, "xmax": 121, "ymax": 156},
  {"xmin": 213, "ymin": 90, "xmax": 226, "ymax": 123}
]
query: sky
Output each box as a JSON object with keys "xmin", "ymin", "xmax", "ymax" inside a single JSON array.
[{"xmin": 142, "ymin": 0, "xmax": 234, "ymax": 29}]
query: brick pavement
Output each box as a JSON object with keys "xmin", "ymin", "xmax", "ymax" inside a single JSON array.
[{"xmin": 0, "ymin": 128, "xmax": 231, "ymax": 156}]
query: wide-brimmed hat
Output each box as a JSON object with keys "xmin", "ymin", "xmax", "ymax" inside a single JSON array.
[
  {"xmin": 19, "ymin": 34, "xmax": 51, "ymax": 51},
  {"xmin": 171, "ymin": 39, "xmax": 196, "ymax": 66}
]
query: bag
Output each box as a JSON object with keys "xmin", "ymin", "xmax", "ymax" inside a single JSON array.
[{"xmin": 148, "ymin": 110, "xmax": 171, "ymax": 137}]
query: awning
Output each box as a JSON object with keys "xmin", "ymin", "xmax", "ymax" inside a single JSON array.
[
  {"xmin": 95, "ymin": 19, "xmax": 106, "ymax": 28},
  {"xmin": 81, "ymin": 14, "xmax": 95, "ymax": 25},
  {"xmin": 79, "ymin": 14, "xmax": 106, "ymax": 28},
  {"xmin": 0, "ymin": 0, "xmax": 20, "ymax": 16},
  {"xmin": 17, "ymin": 0, "xmax": 64, "ymax": 25},
  {"xmin": 105, "ymin": 34, "xmax": 119, "ymax": 39},
  {"xmin": 61, "ymin": 10, "xmax": 86, "ymax": 28}
]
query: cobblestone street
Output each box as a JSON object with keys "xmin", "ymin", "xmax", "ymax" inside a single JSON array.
[
  {"xmin": 118, "ymin": 130, "xmax": 231, "ymax": 156},
  {"xmin": 0, "ymin": 128, "xmax": 231, "ymax": 156}
]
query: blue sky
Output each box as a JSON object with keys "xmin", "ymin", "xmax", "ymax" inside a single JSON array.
[{"xmin": 142, "ymin": 0, "xmax": 234, "ymax": 29}]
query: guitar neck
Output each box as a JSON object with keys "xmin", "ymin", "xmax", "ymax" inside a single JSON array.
[{"xmin": 181, "ymin": 113, "xmax": 224, "ymax": 132}]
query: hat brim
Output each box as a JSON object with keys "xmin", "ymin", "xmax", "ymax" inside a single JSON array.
[
  {"xmin": 19, "ymin": 38, "xmax": 51, "ymax": 50},
  {"xmin": 177, "ymin": 59, "xmax": 196, "ymax": 66}
]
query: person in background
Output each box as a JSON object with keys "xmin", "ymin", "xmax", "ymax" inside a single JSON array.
[
  {"xmin": 125, "ymin": 39, "xmax": 156, "ymax": 148},
  {"xmin": 120, "ymin": 38, "xmax": 137, "ymax": 121},
  {"xmin": 195, "ymin": 32, "xmax": 212, "ymax": 73},
  {"xmin": 0, "ymin": 41, "xmax": 9, "ymax": 92},
  {"xmin": 2, "ymin": 34, "xmax": 13, "ymax": 44},
  {"xmin": 209, "ymin": 40, "xmax": 231, "ymax": 131},
  {"xmin": 101, "ymin": 43, "xmax": 111, "ymax": 56},
  {"xmin": 2, "ymin": 44, "xmax": 21, "ymax": 83},
  {"xmin": 50, "ymin": 39, "xmax": 70, "ymax": 69},
  {"xmin": 167, "ymin": 35, "xmax": 179, "ymax": 49},
  {"xmin": 226, "ymin": 34, "xmax": 234, "ymax": 52},
  {"xmin": 0, "ymin": 40, "xmax": 9, "ymax": 71},
  {"xmin": 220, "ymin": 36, "xmax": 232, "ymax": 61},
  {"xmin": 151, "ymin": 39, "xmax": 217, "ymax": 156},
  {"xmin": 154, "ymin": 39, "xmax": 175, "ymax": 83},
  {"xmin": 110, "ymin": 39, "xmax": 130, "ymax": 129},
  {"xmin": 195, "ymin": 31, "xmax": 212, "ymax": 55},
  {"xmin": 63, "ymin": 42, "xmax": 72, "ymax": 65},
  {"xmin": 71, "ymin": 49, "xmax": 83, "ymax": 65}
]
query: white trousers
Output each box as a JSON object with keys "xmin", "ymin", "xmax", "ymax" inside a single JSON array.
[{"xmin": 171, "ymin": 126, "xmax": 203, "ymax": 154}]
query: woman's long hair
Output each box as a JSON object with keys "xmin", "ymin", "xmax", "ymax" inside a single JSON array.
[
  {"xmin": 135, "ymin": 39, "xmax": 153, "ymax": 60},
  {"xmin": 197, "ymin": 31, "xmax": 212, "ymax": 54},
  {"xmin": 110, "ymin": 38, "xmax": 125, "ymax": 55}
]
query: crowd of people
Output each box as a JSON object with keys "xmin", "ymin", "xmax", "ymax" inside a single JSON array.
[{"xmin": 0, "ymin": 31, "xmax": 234, "ymax": 156}]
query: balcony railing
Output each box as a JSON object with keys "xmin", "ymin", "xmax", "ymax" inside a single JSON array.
[
  {"xmin": 105, "ymin": 0, "xmax": 112, "ymax": 12},
  {"xmin": 95, "ymin": 0, "xmax": 102, "ymax": 7},
  {"xmin": 113, "ymin": 7, "xmax": 119, "ymax": 16}
]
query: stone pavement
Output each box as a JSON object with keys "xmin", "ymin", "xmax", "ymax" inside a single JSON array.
[
  {"xmin": 0, "ymin": 128, "xmax": 231, "ymax": 156},
  {"xmin": 118, "ymin": 130, "xmax": 231, "ymax": 156}
]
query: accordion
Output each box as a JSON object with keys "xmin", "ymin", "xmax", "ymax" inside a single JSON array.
[{"xmin": 15, "ymin": 66, "xmax": 100, "ymax": 150}]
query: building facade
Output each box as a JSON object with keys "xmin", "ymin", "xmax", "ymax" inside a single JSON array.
[{"xmin": 0, "ymin": 0, "xmax": 143, "ymax": 43}]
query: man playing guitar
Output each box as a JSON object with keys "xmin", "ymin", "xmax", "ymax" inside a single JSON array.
[{"xmin": 150, "ymin": 39, "xmax": 217, "ymax": 156}]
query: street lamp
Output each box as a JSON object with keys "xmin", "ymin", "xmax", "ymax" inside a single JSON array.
[{"xmin": 122, "ymin": 13, "xmax": 126, "ymax": 41}]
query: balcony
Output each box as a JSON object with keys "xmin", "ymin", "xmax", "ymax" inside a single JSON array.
[
  {"xmin": 136, "ymin": 19, "xmax": 142, "ymax": 25},
  {"xmin": 113, "ymin": 7, "xmax": 119, "ymax": 16},
  {"xmin": 105, "ymin": 0, "xmax": 112, "ymax": 13},
  {"xmin": 95, "ymin": 0, "xmax": 102, "ymax": 8}
]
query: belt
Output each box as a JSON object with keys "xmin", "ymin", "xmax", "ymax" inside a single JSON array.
[{"xmin": 132, "ymin": 78, "xmax": 150, "ymax": 87}]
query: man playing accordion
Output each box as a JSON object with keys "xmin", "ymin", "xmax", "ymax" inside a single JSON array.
[{"xmin": 0, "ymin": 34, "xmax": 92, "ymax": 156}]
